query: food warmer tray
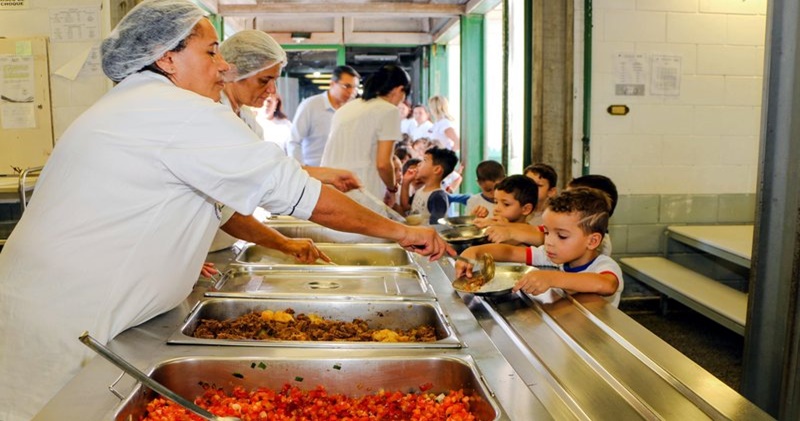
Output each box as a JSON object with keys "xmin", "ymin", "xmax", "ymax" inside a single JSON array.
[
  {"xmin": 168, "ymin": 298, "xmax": 461, "ymax": 348},
  {"xmin": 206, "ymin": 265, "xmax": 435, "ymax": 301}
]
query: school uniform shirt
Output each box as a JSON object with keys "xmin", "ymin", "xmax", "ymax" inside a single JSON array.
[
  {"xmin": 0, "ymin": 71, "xmax": 321, "ymax": 421},
  {"xmin": 400, "ymin": 117, "xmax": 416, "ymax": 136},
  {"xmin": 465, "ymin": 193, "xmax": 496, "ymax": 216},
  {"xmin": 410, "ymin": 120, "xmax": 433, "ymax": 140},
  {"xmin": 320, "ymin": 97, "xmax": 402, "ymax": 199},
  {"xmin": 411, "ymin": 188, "xmax": 450, "ymax": 225},
  {"xmin": 525, "ymin": 245, "xmax": 623, "ymax": 307},
  {"xmin": 428, "ymin": 118, "xmax": 457, "ymax": 149},
  {"xmin": 288, "ymin": 92, "xmax": 335, "ymax": 166}
]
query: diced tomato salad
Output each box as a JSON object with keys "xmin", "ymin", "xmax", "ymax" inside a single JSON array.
[{"xmin": 141, "ymin": 383, "xmax": 479, "ymax": 420}]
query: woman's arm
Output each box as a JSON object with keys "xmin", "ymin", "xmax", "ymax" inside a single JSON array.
[
  {"xmin": 444, "ymin": 127, "xmax": 460, "ymax": 152},
  {"xmin": 376, "ymin": 140, "xmax": 397, "ymax": 190}
]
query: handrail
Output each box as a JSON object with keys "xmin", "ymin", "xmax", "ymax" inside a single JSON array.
[{"xmin": 18, "ymin": 166, "xmax": 43, "ymax": 212}]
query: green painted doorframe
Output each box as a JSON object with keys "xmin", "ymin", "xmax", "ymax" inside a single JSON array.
[
  {"xmin": 460, "ymin": 14, "xmax": 485, "ymax": 194},
  {"xmin": 428, "ymin": 44, "xmax": 449, "ymax": 99}
]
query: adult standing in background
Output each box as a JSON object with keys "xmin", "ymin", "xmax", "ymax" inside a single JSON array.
[
  {"xmin": 398, "ymin": 99, "xmax": 415, "ymax": 136},
  {"xmin": 258, "ymin": 94, "xmax": 292, "ymax": 152},
  {"xmin": 428, "ymin": 95, "xmax": 460, "ymax": 151},
  {"xmin": 288, "ymin": 65, "xmax": 360, "ymax": 166},
  {"xmin": 410, "ymin": 103, "xmax": 433, "ymax": 140},
  {"xmin": 321, "ymin": 64, "xmax": 410, "ymax": 201}
]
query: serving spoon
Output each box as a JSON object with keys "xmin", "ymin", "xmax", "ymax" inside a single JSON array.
[
  {"xmin": 79, "ymin": 332, "xmax": 241, "ymax": 421},
  {"xmin": 455, "ymin": 253, "xmax": 496, "ymax": 281}
]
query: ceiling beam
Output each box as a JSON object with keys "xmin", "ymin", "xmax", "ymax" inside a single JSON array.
[
  {"xmin": 465, "ymin": 0, "xmax": 502, "ymax": 15},
  {"xmin": 218, "ymin": 3, "xmax": 466, "ymax": 19}
]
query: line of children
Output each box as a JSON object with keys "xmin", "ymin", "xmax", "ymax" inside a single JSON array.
[{"xmin": 456, "ymin": 187, "xmax": 623, "ymax": 307}]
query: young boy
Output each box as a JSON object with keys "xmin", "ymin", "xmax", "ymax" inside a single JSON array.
[
  {"xmin": 466, "ymin": 160, "xmax": 506, "ymax": 217},
  {"xmin": 524, "ymin": 163, "xmax": 559, "ymax": 226},
  {"xmin": 567, "ymin": 174, "xmax": 618, "ymax": 256},
  {"xmin": 402, "ymin": 147, "xmax": 458, "ymax": 225},
  {"xmin": 474, "ymin": 175, "xmax": 539, "ymax": 228},
  {"xmin": 457, "ymin": 188, "xmax": 623, "ymax": 307}
]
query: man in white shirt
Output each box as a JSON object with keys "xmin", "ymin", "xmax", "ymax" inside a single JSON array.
[{"xmin": 288, "ymin": 65, "xmax": 360, "ymax": 166}]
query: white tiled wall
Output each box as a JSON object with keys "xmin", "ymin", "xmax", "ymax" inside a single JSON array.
[
  {"xmin": 0, "ymin": 0, "xmax": 113, "ymax": 141},
  {"xmin": 583, "ymin": 0, "xmax": 767, "ymax": 194}
]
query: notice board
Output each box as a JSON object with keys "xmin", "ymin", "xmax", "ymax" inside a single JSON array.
[{"xmin": 0, "ymin": 37, "xmax": 53, "ymax": 176}]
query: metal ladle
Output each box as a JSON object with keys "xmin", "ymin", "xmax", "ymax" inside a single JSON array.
[
  {"xmin": 456, "ymin": 253, "xmax": 496, "ymax": 281},
  {"xmin": 79, "ymin": 332, "xmax": 241, "ymax": 421}
]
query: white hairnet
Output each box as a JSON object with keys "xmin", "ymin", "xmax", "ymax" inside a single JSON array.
[
  {"xmin": 220, "ymin": 30, "xmax": 287, "ymax": 81},
  {"xmin": 101, "ymin": 0, "xmax": 206, "ymax": 82}
]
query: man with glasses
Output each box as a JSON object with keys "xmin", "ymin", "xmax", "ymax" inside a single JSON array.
[{"xmin": 288, "ymin": 65, "xmax": 360, "ymax": 166}]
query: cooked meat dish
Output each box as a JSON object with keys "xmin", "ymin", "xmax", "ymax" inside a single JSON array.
[{"xmin": 192, "ymin": 308, "xmax": 437, "ymax": 342}]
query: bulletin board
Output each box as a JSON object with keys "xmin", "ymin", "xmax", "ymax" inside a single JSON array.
[{"xmin": 0, "ymin": 37, "xmax": 53, "ymax": 176}]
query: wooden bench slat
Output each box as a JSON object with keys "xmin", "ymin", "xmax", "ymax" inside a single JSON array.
[{"xmin": 620, "ymin": 257, "xmax": 747, "ymax": 335}]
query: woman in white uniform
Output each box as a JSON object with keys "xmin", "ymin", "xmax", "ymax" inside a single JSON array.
[
  {"xmin": 0, "ymin": 2, "xmax": 450, "ymax": 419},
  {"xmin": 321, "ymin": 64, "xmax": 410, "ymax": 201},
  {"xmin": 428, "ymin": 95, "xmax": 460, "ymax": 151}
]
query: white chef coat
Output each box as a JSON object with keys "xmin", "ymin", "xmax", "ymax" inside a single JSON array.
[
  {"xmin": 429, "ymin": 118, "xmax": 457, "ymax": 149},
  {"xmin": 400, "ymin": 117, "xmax": 415, "ymax": 136},
  {"xmin": 288, "ymin": 92, "xmax": 335, "ymax": 166},
  {"xmin": 0, "ymin": 71, "xmax": 321, "ymax": 421},
  {"xmin": 320, "ymin": 97, "xmax": 402, "ymax": 199}
]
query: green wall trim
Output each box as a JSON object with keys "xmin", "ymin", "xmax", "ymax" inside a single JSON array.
[
  {"xmin": 523, "ymin": 0, "xmax": 533, "ymax": 169},
  {"xmin": 429, "ymin": 44, "xmax": 449, "ymax": 99},
  {"xmin": 581, "ymin": 0, "xmax": 593, "ymax": 175},
  {"xmin": 460, "ymin": 14, "xmax": 485, "ymax": 194}
]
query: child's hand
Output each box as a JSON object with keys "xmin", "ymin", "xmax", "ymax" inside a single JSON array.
[
  {"xmin": 454, "ymin": 248, "xmax": 479, "ymax": 278},
  {"xmin": 486, "ymin": 225, "xmax": 513, "ymax": 243},
  {"xmin": 513, "ymin": 271, "xmax": 554, "ymax": 295},
  {"xmin": 473, "ymin": 217, "xmax": 491, "ymax": 228},
  {"xmin": 472, "ymin": 205, "xmax": 489, "ymax": 218},
  {"xmin": 404, "ymin": 167, "xmax": 418, "ymax": 182}
]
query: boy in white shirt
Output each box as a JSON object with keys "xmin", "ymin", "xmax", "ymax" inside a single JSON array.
[
  {"xmin": 403, "ymin": 147, "xmax": 458, "ymax": 225},
  {"xmin": 466, "ymin": 160, "xmax": 505, "ymax": 217},
  {"xmin": 457, "ymin": 188, "xmax": 623, "ymax": 307},
  {"xmin": 474, "ymin": 175, "xmax": 538, "ymax": 229}
]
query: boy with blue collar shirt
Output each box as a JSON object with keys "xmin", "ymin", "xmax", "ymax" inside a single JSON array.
[
  {"xmin": 456, "ymin": 188, "xmax": 623, "ymax": 307},
  {"xmin": 402, "ymin": 146, "xmax": 459, "ymax": 225}
]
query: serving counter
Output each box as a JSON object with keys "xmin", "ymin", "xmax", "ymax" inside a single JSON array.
[{"xmin": 35, "ymin": 241, "xmax": 772, "ymax": 420}]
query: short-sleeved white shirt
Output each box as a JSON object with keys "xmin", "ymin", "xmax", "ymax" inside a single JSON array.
[
  {"xmin": 465, "ymin": 193, "xmax": 495, "ymax": 216},
  {"xmin": 288, "ymin": 92, "xmax": 335, "ymax": 166},
  {"xmin": 321, "ymin": 97, "xmax": 403, "ymax": 198},
  {"xmin": 429, "ymin": 118, "xmax": 457, "ymax": 149},
  {"xmin": 525, "ymin": 245, "xmax": 623, "ymax": 307}
]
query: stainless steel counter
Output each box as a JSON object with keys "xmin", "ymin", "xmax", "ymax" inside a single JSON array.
[{"xmin": 34, "ymin": 244, "xmax": 773, "ymax": 420}]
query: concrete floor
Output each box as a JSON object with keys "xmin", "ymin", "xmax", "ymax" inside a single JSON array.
[{"xmin": 619, "ymin": 297, "xmax": 744, "ymax": 391}]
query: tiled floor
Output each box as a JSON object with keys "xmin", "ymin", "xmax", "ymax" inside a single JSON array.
[{"xmin": 619, "ymin": 297, "xmax": 744, "ymax": 391}]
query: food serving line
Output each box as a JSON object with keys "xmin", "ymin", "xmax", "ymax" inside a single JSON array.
[{"xmin": 35, "ymin": 219, "xmax": 772, "ymax": 420}]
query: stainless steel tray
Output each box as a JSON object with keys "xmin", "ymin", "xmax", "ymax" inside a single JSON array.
[
  {"xmin": 168, "ymin": 298, "xmax": 461, "ymax": 348},
  {"xmin": 268, "ymin": 223, "xmax": 393, "ymax": 244},
  {"xmin": 235, "ymin": 243, "xmax": 414, "ymax": 266},
  {"xmin": 206, "ymin": 265, "xmax": 434, "ymax": 300},
  {"xmin": 114, "ymin": 355, "xmax": 503, "ymax": 421}
]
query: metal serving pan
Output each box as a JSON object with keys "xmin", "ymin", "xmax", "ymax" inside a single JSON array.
[
  {"xmin": 453, "ymin": 264, "xmax": 537, "ymax": 297},
  {"xmin": 168, "ymin": 298, "xmax": 461, "ymax": 348},
  {"xmin": 206, "ymin": 265, "xmax": 434, "ymax": 301},
  {"xmin": 236, "ymin": 243, "xmax": 414, "ymax": 266},
  {"xmin": 114, "ymin": 355, "xmax": 503, "ymax": 421},
  {"xmin": 438, "ymin": 215, "xmax": 477, "ymax": 227}
]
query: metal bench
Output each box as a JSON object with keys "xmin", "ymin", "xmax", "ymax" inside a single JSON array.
[{"xmin": 620, "ymin": 256, "xmax": 747, "ymax": 335}]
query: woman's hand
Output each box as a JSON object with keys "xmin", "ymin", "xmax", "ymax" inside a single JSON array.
[
  {"xmin": 200, "ymin": 262, "xmax": 218, "ymax": 278},
  {"xmin": 278, "ymin": 238, "xmax": 329, "ymax": 264},
  {"xmin": 397, "ymin": 226, "xmax": 455, "ymax": 261},
  {"xmin": 513, "ymin": 271, "xmax": 553, "ymax": 295}
]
